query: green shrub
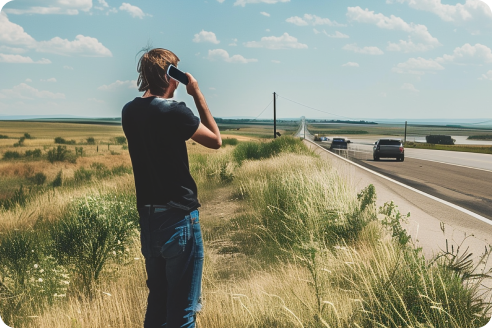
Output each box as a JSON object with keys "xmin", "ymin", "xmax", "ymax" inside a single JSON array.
[
  {"xmin": 113, "ymin": 136, "xmax": 127, "ymax": 144},
  {"xmin": 222, "ymin": 138, "xmax": 239, "ymax": 147},
  {"xmin": 3, "ymin": 151, "xmax": 21, "ymax": 160},
  {"xmin": 49, "ymin": 193, "xmax": 138, "ymax": 291},
  {"xmin": 111, "ymin": 164, "xmax": 132, "ymax": 176},
  {"xmin": 23, "ymin": 133, "xmax": 33, "ymax": 139},
  {"xmin": 52, "ymin": 170, "xmax": 63, "ymax": 187},
  {"xmin": 24, "ymin": 149, "xmax": 42, "ymax": 158},
  {"xmin": 30, "ymin": 172, "xmax": 47, "ymax": 185},
  {"xmin": 54, "ymin": 137, "xmax": 76, "ymax": 145},
  {"xmin": 86, "ymin": 137, "xmax": 95, "ymax": 145},
  {"xmin": 73, "ymin": 167, "xmax": 92, "ymax": 182},
  {"xmin": 47, "ymin": 145, "xmax": 76, "ymax": 163},
  {"xmin": 13, "ymin": 136, "xmax": 25, "ymax": 147},
  {"xmin": 0, "ymin": 134, "xmax": 8, "ymax": 139},
  {"xmin": 75, "ymin": 146, "xmax": 84, "ymax": 157},
  {"xmin": 233, "ymin": 136, "xmax": 309, "ymax": 164}
]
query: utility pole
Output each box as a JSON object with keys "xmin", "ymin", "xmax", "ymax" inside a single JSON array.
[
  {"xmin": 273, "ymin": 92, "xmax": 277, "ymax": 139},
  {"xmin": 404, "ymin": 121, "xmax": 407, "ymax": 144}
]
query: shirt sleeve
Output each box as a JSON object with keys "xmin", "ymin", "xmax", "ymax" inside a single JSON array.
[{"xmin": 170, "ymin": 101, "xmax": 200, "ymax": 141}]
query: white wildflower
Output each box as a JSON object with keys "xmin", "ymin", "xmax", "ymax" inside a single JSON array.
[{"xmin": 34, "ymin": 264, "xmax": 39, "ymax": 269}]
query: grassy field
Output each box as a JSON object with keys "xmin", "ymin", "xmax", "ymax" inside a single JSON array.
[
  {"xmin": 405, "ymin": 142, "xmax": 492, "ymax": 155},
  {"xmin": 308, "ymin": 123, "xmax": 492, "ymax": 139},
  {"xmin": 0, "ymin": 121, "xmax": 491, "ymax": 327}
]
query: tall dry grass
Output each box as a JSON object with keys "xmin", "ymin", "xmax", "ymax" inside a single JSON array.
[{"xmin": 1, "ymin": 137, "xmax": 490, "ymax": 328}]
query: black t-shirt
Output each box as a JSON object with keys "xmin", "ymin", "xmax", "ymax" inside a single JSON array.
[{"xmin": 121, "ymin": 97, "xmax": 200, "ymax": 210}]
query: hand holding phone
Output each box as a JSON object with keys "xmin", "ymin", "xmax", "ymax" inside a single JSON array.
[{"xmin": 167, "ymin": 64, "xmax": 189, "ymax": 85}]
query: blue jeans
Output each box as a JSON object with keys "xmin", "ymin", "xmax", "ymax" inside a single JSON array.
[{"xmin": 138, "ymin": 207, "xmax": 204, "ymax": 328}]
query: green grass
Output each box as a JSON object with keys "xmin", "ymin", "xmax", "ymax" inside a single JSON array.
[
  {"xmin": 232, "ymin": 136, "xmax": 311, "ymax": 164},
  {"xmin": 468, "ymin": 135, "xmax": 492, "ymax": 140},
  {"xmin": 405, "ymin": 142, "xmax": 492, "ymax": 154}
]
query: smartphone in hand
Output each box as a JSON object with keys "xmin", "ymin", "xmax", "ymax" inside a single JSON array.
[{"xmin": 167, "ymin": 65, "xmax": 189, "ymax": 85}]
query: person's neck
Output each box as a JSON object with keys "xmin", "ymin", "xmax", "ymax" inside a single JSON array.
[{"xmin": 142, "ymin": 90, "xmax": 173, "ymax": 99}]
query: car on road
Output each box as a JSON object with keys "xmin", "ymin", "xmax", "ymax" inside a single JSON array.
[
  {"xmin": 373, "ymin": 138, "xmax": 404, "ymax": 161},
  {"xmin": 330, "ymin": 137, "xmax": 348, "ymax": 150}
]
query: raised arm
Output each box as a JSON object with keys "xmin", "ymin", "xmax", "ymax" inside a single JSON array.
[{"xmin": 186, "ymin": 73, "xmax": 222, "ymax": 149}]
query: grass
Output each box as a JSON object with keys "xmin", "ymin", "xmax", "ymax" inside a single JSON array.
[
  {"xmin": 468, "ymin": 135, "xmax": 492, "ymax": 141},
  {"xmin": 0, "ymin": 121, "xmax": 490, "ymax": 327},
  {"xmin": 405, "ymin": 142, "xmax": 492, "ymax": 155}
]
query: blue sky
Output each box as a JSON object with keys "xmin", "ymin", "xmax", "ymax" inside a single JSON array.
[{"xmin": 0, "ymin": 0, "xmax": 492, "ymax": 120}]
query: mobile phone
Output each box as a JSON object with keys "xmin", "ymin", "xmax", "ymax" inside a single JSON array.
[{"xmin": 167, "ymin": 65, "xmax": 189, "ymax": 85}]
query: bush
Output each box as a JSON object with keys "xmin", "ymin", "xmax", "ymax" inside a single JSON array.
[
  {"xmin": 24, "ymin": 149, "xmax": 42, "ymax": 158},
  {"xmin": 49, "ymin": 193, "xmax": 138, "ymax": 291},
  {"xmin": 1, "ymin": 185, "xmax": 29, "ymax": 210},
  {"xmin": 13, "ymin": 136, "xmax": 25, "ymax": 147},
  {"xmin": 3, "ymin": 151, "xmax": 21, "ymax": 160},
  {"xmin": 222, "ymin": 138, "xmax": 239, "ymax": 147},
  {"xmin": 73, "ymin": 167, "xmax": 92, "ymax": 182},
  {"xmin": 54, "ymin": 137, "xmax": 76, "ymax": 145},
  {"xmin": 113, "ymin": 136, "xmax": 127, "ymax": 144},
  {"xmin": 30, "ymin": 172, "xmax": 47, "ymax": 185},
  {"xmin": 233, "ymin": 136, "xmax": 310, "ymax": 164},
  {"xmin": 75, "ymin": 146, "xmax": 84, "ymax": 157},
  {"xmin": 86, "ymin": 137, "xmax": 95, "ymax": 145},
  {"xmin": 52, "ymin": 170, "xmax": 63, "ymax": 187},
  {"xmin": 47, "ymin": 145, "xmax": 76, "ymax": 163},
  {"xmin": 23, "ymin": 133, "xmax": 33, "ymax": 139},
  {"xmin": 426, "ymin": 135, "xmax": 455, "ymax": 145},
  {"xmin": 0, "ymin": 134, "xmax": 8, "ymax": 139}
]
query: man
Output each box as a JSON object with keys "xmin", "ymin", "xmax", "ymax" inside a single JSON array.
[{"xmin": 121, "ymin": 48, "xmax": 221, "ymax": 328}]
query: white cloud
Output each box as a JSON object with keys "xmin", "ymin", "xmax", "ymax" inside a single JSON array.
[
  {"xmin": 313, "ymin": 28, "xmax": 320, "ymax": 34},
  {"xmin": 260, "ymin": 12, "xmax": 270, "ymax": 17},
  {"xmin": 217, "ymin": 0, "xmax": 226, "ymax": 2},
  {"xmin": 234, "ymin": 0, "xmax": 289, "ymax": 7},
  {"xmin": 63, "ymin": 65, "xmax": 74, "ymax": 70},
  {"xmin": 386, "ymin": 0, "xmax": 492, "ymax": 23},
  {"xmin": 324, "ymin": 30, "xmax": 349, "ymax": 38},
  {"xmin": 0, "ymin": 83, "xmax": 65, "ymax": 99},
  {"xmin": 286, "ymin": 16, "xmax": 308, "ymax": 26},
  {"xmin": 436, "ymin": 43, "xmax": 492, "ymax": 63},
  {"xmin": 271, "ymin": 59, "xmax": 280, "ymax": 64},
  {"xmin": 0, "ymin": 12, "xmax": 36, "ymax": 46},
  {"xmin": 342, "ymin": 62, "xmax": 359, "ymax": 67},
  {"xmin": 36, "ymin": 35, "xmax": 112, "ymax": 57},
  {"xmin": 41, "ymin": 78, "xmax": 57, "ymax": 82},
  {"xmin": 4, "ymin": 0, "xmax": 92, "ymax": 15},
  {"xmin": 286, "ymin": 13, "xmax": 344, "ymax": 27},
  {"xmin": 347, "ymin": 6, "xmax": 440, "ymax": 52},
  {"xmin": 479, "ymin": 70, "xmax": 492, "ymax": 80},
  {"xmin": 401, "ymin": 83, "xmax": 419, "ymax": 92},
  {"xmin": 25, "ymin": 78, "xmax": 32, "ymax": 82},
  {"xmin": 97, "ymin": 0, "xmax": 109, "ymax": 7},
  {"xmin": 244, "ymin": 33, "xmax": 308, "ymax": 50},
  {"xmin": 98, "ymin": 80, "xmax": 138, "ymax": 91},
  {"xmin": 0, "ymin": 53, "xmax": 51, "ymax": 64},
  {"xmin": 193, "ymin": 30, "xmax": 220, "ymax": 44},
  {"xmin": 342, "ymin": 43, "xmax": 383, "ymax": 55},
  {"xmin": 229, "ymin": 38, "xmax": 238, "ymax": 46},
  {"xmin": 119, "ymin": 3, "xmax": 150, "ymax": 19},
  {"xmin": 207, "ymin": 49, "xmax": 257, "ymax": 63},
  {"xmin": 392, "ymin": 57, "xmax": 445, "ymax": 74},
  {"xmin": 0, "ymin": 45, "xmax": 27, "ymax": 54},
  {"xmin": 209, "ymin": 87, "xmax": 216, "ymax": 90}
]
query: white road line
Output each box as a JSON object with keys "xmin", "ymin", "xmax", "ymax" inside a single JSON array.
[
  {"xmin": 404, "ymin": 156, "xmax": 492, "ymax": 174},
  {"xmin": 306, "ymin": 139, "xmax": 492, "ymax": 226}
]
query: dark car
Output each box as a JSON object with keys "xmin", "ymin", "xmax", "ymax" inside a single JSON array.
[
  {"xmin": 330, "ymin": 137, "xmax": 348, "ymax": 150},
  {"xmin": 373, "ymin": 139, "xmax": 404, "ymax": 161}
]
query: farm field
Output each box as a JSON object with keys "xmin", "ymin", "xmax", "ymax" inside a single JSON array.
[
  {"xmin": 308, "ymin": 122, "xmax": 492, "ymax": 139},
  {"xmin": 0, "ymin": 121, "xmax": 490, "ymax": 328}
]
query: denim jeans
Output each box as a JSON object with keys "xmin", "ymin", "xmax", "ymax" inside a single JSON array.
[{"xmin": 138, "ymin": 207, "xmax": 204, "ymax": 328}]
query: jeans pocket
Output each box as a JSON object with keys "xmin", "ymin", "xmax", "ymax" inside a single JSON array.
[{"xmin": 160, "ymin": 221, "xmax": 191, "ymax": 258}]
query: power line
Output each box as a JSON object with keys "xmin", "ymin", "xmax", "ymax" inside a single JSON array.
[
  {"xmin": 253, "ymin": 100, "xmax": 273, "ymax": 120},
  {"xmin": 276, "ymin": 94, "xmax": 355, "ymax": 120}
]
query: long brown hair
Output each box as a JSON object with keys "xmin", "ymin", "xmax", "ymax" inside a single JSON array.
[{"xmin": 137, "ymin": 48, "xmax": 179, "ymax": 96}]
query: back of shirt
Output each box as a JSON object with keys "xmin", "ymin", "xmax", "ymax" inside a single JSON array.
[{"xmin": 121, "ymin": 97, "xmax": 200, "ymax": 210}]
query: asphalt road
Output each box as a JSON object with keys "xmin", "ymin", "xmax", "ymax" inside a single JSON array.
[{"xmin": 348, "ymin": 156, "xmax": 492, "ymax": 220}]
